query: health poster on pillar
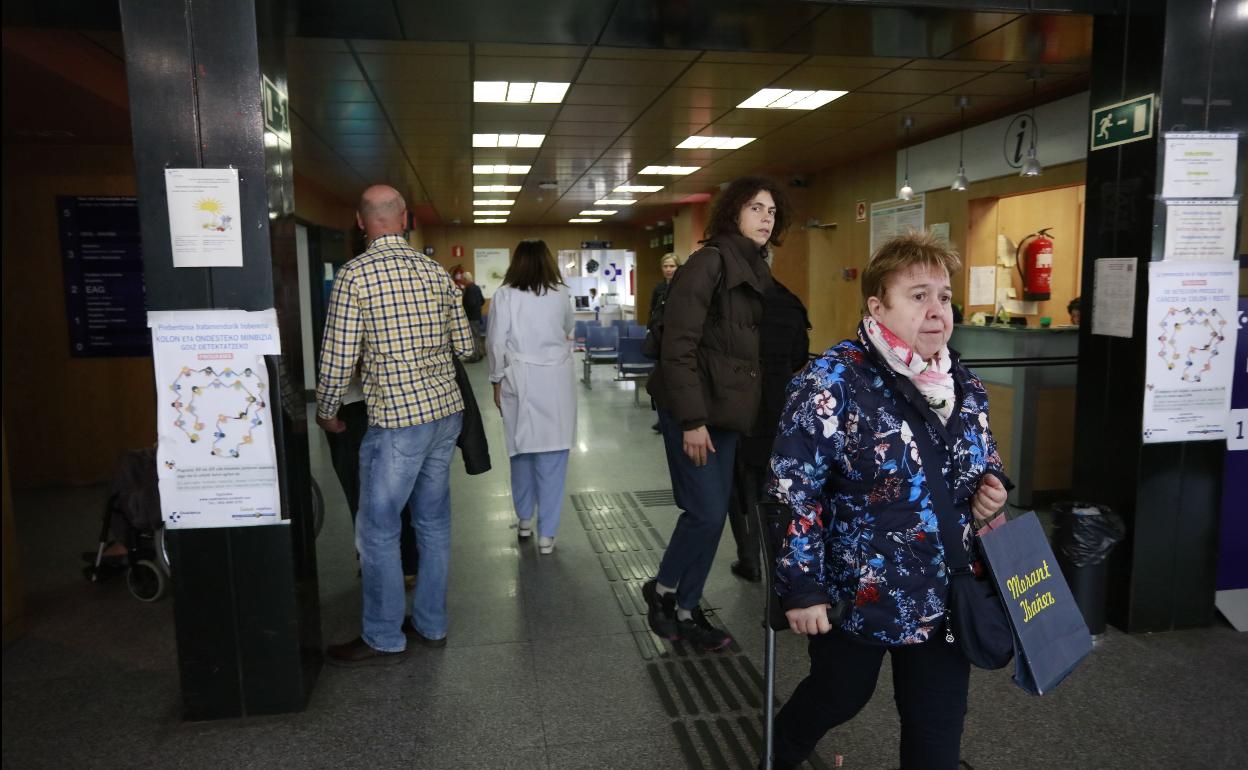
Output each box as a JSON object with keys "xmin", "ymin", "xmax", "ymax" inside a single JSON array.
[
  {"xmin": 1142, "ymin": 263, "xmax": 1239, "ymax": 444},
  {"xmin": 148, "ymin": 309, "xmax": 286, "ymax": 528},
  {"xmin": 164, "ymin": 168, "xmax": 245, "ymax": 267}
]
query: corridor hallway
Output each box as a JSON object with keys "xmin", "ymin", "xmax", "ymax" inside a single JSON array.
[{"xmin": 4, "ymin": 360, "xmax": 1247, "ymax": 769}]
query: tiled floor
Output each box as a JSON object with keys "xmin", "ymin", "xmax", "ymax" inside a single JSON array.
[{"xmin": 4, "ymin": 359, "xmax": 1247, "ymax": 769}]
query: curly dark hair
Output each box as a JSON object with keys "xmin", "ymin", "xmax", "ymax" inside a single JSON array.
[
  {"xmin": 503, "ymin": 239, "xmax": 564, "ymax": 294},
  {"xmin": 703, "ymin": 176, "xmax": 792, "ymax": 246}
]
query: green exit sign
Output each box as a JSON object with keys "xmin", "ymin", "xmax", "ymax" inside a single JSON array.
[{"xmin": 1090, "ymin": 94, "xmax": 1155, "ymax": 151}]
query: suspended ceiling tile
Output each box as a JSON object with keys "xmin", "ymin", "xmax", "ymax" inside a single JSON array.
[
  {"xmin": 824, "ymin": 91, "xmax": 926, "ymax": 113},
  {"xmin": 997, "ymin": 61, "xmax": 1089, "ymax": 75},
  {"xmin": 901, "ymin": 58, "xmax": 1004, "ymax": 72},
  {"xmin": 473, "ymin": 103, "xmax": 561, "ymax": 122},
  {"xmin": 557, "ymin": 104, "xmax": 647, "ymax": 123},
  {"xmin": 955, "ymin": 71, "xmax": 1056, "ymax": 96},
  {"xmin": 305, "ymin": 101, "xmax": 387, "ymax": 121},
  {"xmin": 350, "ymin": 40, "xmax": 469, "ymax": 56},
  {"xmin": 577, "ymin": 57, "xmax": 690, "ymax": 86},
  {"xmin": 565, "ymin": 83, "xmax": 666, "ymax": 106},
  {"xmin": 548, "ymin": 121, "xmax": 632, "ymax": 137},
  {"xmin": 331, "ymin": 133, "xmax": 402, "ymax": 149},
  {"xmin": 373, "ymin": 81, "xmax": 468, "ymax": 103},
  {"xmin": 542, "ymin": 135, "xmax": 615, "ymax": 151},
  {"xmin": 474, "ymin": 42, "xmax": 588, "ymax": 58},
  {"xmin": 858, "ymin": 68, "xmax": 981, "ymax": 95},
  {"xmin": 290, "ymin": 80, "xmax": 375, "ymax": 102},
  {"xmin": 473, "ymin": 56, "xmax": 582, "ymax": 81},
  {"xmin": 590, "ymin": 46, "xmax": 700, "ymax": 61},
  {"xmin": 698, "ymin": 51, "xmax": 807, "ymax": 66},
  {"xmin": 317, "ymin": 119, "xmax": 391, "ymax": 135},
  {"xmin": 471, "ymin": 119, "xmax": 551, "ymax": 134},
  {"xmin": 806, "ymin": 54, "xmax": 912, "ymax": 69},
  {"xmin": 357, "ymin": 54, "xmax": 470, "ymax": 81},
  {"xmin": 710, "ymin": 109, "xmax": 807, "ymax": 128},
  {"xmin": 657, "ymin": 87, "xmax": 755, "ymax": 110},
  {"xmin": 778, "ymin": 65, "xmax": 891, "ymax": 91},
  {"xmin": 675, "ymin": 62, "xmax": 795, "ymax": 90},
  {"xmin": 287, "ymin": 52, "xmax": 365, "ymax": 80}
]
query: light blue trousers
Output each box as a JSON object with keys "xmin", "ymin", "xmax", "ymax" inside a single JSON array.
[{"xmin": 510, "ymin": 450, "xmax": 570, "ymax": 539}]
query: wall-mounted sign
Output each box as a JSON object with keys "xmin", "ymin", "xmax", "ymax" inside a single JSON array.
[
  {"xmin": 474, "ymin": 247, "xmax": 509, "ymax": 299},
  {"xmin": 855, "ymin": 200, "xmax": 867, "ymax": 222},
  {"xmin": 452, "ymin": 244, "xmax": 464, "ymax": 259},
  {"xmin": 1003, "ymin": 114, "xmax": 1038, "ymax": 169},
  {"xmin": 58, "ymin": 196, "xmax": 150, "ymax": 357},
  {"xmin": 1162, "ymin": 132, "xmax": 1239, "ymax": 199},
  {"xmin": 262, "ymin": 75, "xmax": 289, "ymax": 137},
  {"xmin": 582, "ymin": 240, "xmax": 612, "ymax": 249},
  {"xmin": 870, "ymin": 194, "xmax": 925, "ymax": 256},
  {"xmin": 1090, "ymin": 93, "xmax": 1155, "ymax": 151},
  {"xmin": 1163, "ymin": 200, "xmax": 1239, "ymax": 261}
]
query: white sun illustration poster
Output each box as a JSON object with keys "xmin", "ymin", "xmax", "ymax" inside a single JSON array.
[
  {"xmin": 164, "ymin": 168, "xmax": 244, "ymax": 267},
  {"xmin": 1142, "ymin": 262, "xmax": 1239, "ymax": 444},
  {"xmin": 149, "ymin": 308, "xmax": 285, "ymax": 528}
]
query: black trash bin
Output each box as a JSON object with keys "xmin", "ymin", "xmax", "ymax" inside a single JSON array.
[{"xmin": 1053, "ymin": 502, "xmax": 1125, "ymax": 635}]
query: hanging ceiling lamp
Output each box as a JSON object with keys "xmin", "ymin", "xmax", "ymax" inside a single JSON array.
[
  {"xmin": 1020, "ymin": 72, "xmax": 1044, "ymax": 177},
  {"xmin": 898, "ymin": 116, "xmax": 915, "ymax": 200},
  {"xmin": 951, "ymin": 95, "xmax": 970, "ymax": 192}
]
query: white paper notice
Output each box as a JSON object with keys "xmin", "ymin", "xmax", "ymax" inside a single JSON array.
[
  {"xmin": 148, "ymin": 309, "xmax": 286, "ymax": 529},
  {"xmin": 165, "ymin": 168, "xmax": 245, "ymax": 268},
  {"xmin": 870, "ymin": 195, "xmax": 925, "ymax": 256},
  {"xmin": 1142, "ymin": 263, "xmax": 1239, "ymax": 444},
  {"xmin": 1164, "ymin": 200, "xmax": 1239, "ymax": 261},
  {"xmin": 1092, "ymin": 258, "xmax": 1138, "ymax": 338},
  {"xmin": 969, "ymin": 266, "xmax": 997, "ymax": 307},
  {"xmin": 928, "ymin": 222, "xmax": 950, "ymax": 243},
  {"xmin": 473, "ymin": 248, "xmax": 510, "ymax": 299},
  {"xmin": 1161, "ymin": 132, "xmax": 1238, "ymax": 199}
]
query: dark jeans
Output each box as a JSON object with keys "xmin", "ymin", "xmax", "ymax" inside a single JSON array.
[
  {"xmin": 726, "ymin": 457, "xmax": 765, "ymax": 571},
  {"xmin": 654, "ymin": 409, "xmax": 740, "ymax": 611},
  {"xmin": 773, "ymin": 631, "xmax": 971, "ymax": 770},
  {"xmin": 326, "ymin": 400, "xmax": 418, "ymax": 575}
]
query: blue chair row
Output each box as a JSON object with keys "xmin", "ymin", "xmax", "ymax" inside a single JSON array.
[
  {"xmin": 615, "ymin": 336, "xmax": 655, "ymax": 405},
  {"xmin": 581, "ymin": 325, "xmax": 619, "ymax": 388}
]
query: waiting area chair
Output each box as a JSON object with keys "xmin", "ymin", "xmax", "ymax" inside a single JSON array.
[
  {"xmin": 581, "ymin": 325, "xmax": 619, "ymax": 388},
  {"xmin": 614, "ymin": 336, "xmax": 655, "ymax": 405}
]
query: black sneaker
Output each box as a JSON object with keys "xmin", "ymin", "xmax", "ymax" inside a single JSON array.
[
  {"xmin": 678, "ymin": 608, "xmax": 732, "ymax": 651},
  {"xmin": 642, "ymin": 579, "xmax": 679, "ymax": 640}
]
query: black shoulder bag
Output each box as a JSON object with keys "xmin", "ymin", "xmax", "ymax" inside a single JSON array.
[{"xmin": 898, "ymin": 380, "xmax": 1014, "ymax": 670}]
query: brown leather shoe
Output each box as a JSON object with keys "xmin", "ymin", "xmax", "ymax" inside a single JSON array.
[
  {"xmin": 401, "ymin": 617, "xmax": 447, "ymax": 648},
  {"xmin": 326, "ymin": 637, "xmax": 407, "ymax": 667}
]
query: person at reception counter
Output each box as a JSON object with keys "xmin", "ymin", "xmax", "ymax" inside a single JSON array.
[
  {"xmin": 767, "ymin": 231, "xmax": 1011, "ymax": 770},
  {"xmin": 1068, "ymin": 296, "xmax": 1082, "ymax": 326}
]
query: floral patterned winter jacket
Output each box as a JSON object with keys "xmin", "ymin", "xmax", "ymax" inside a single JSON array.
[{"xmin": 768, "ymin": 323, "xmax": 1008, "ymax": 646}]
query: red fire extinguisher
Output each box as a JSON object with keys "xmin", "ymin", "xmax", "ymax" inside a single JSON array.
[{"xmin": 1015, "ymin": 228, "xmax": 1054, "ymax": 302}]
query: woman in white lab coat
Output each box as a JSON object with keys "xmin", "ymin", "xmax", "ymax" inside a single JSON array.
[{"xmin": 487, "ymin": 239, "xmax": 577, "ymax": 554}]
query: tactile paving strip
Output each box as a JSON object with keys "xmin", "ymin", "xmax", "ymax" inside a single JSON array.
[{"xmin": 570, "ymin": 491, "xmax": 836, "ymax": 770}]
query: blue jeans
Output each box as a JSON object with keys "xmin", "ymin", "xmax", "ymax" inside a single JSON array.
[
  {"xmin": 654, "ymin": 409, "xmax": 739, "ymax": 611},
  {"xmin": 356, "ymin": 411, "xmax": 463, "ymax": 651},
  {"xmin": 510, "ymin": 450, "xmax": 570, "ymax": 539}
]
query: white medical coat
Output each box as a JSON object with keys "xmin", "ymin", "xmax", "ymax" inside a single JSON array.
[{"xmin": 486, "ymin": 285, "xmax": 577, "ymax": 457}]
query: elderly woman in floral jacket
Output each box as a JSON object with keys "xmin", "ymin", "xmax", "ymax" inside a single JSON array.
[{"xmin": 768, "ymin": 231, "xmax": 1010, "ymax": 770}]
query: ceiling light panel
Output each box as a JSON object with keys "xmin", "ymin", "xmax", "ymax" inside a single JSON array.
[
  {"xmin": 736, "ymin": 88, "xmax": 848, "ymax": 110},
  {"xmin": 473, "ymin": 210, "xmax": 511, "ymax": 216},
  {"xmin": 579, "ymin": 210, "xmax": 618, "ymax": 216},
  {"xmin": 472, "ymin": 133, "xmax": 545, "ymax": 148},
  {"xmin": 569, "ymin": 218, "xmax": 602, "ymax": 223},
  {"xmin": 474, "ymin": 199, "xmax": 516, "ymax": 206},
  {"xmin": 594, "ymin": 199, "xmax": 637, "ymax": 206},
  {"xmin": 474, "ymin": 81, "xmax": 570, "ymax": 104},
  {"xmin": 472, "ymin": 165, "xmax": 531, "ymax": 174},
  {"xmin": 614, "ymin": 185, "xmax": 664, "ymax": 193},
  {"xmin": 676, "ymin": 136, "xmax": 756, "ymax": 150},
  {"xmin": 473, "ymin": 185, "xmax": 522, "ymax": 192},
  {"xmin": 475, "ymin": 219, "xmax": 507, "ymax": 224},
  {"xmin": 639, "ymin": 166, "xmax": 700, "ymax": 175}
]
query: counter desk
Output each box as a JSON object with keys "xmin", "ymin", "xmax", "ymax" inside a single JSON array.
[{"xmin": 950, "ymin": 324, "xmax": 1079, "ymax": 507}]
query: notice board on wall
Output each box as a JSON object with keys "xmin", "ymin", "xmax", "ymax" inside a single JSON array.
[{"xmin": 57, "ymin": 196, "xmax": 150, "ymax": 357}]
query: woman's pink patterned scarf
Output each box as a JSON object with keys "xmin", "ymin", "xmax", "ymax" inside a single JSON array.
[{"xmin": 863, "ymin": 317, "xmax": 955, "ymax": 422}]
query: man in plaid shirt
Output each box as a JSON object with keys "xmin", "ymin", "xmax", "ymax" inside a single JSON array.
[{"xmin": 316, "ymin": 185, "xmax": 474, "ymax": 665}]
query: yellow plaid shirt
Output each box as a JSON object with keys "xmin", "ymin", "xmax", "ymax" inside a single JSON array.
[{"xmin": 316, "ymin": 233, "xmax": 474, "ymax": 428}]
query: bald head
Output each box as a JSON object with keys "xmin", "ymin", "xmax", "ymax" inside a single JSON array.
[{"xmin": 356, "ymin": 185, "xmax": 407, "ymax": 240}]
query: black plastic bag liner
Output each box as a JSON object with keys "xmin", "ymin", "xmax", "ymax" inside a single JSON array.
[{"xmin": 1053, "ymin": 502, "xmax": 1126, "ymax": 567}]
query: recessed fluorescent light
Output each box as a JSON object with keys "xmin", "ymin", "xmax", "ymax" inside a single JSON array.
[
  {"xmin": 594, "ymin": 198, "xmax": 636, "ymax": 206},
  {"xmin": 473, "ymin": 210, "xmax": 511, "ymax": 216},
  {"xmin": 473, "ymin": 199, "xmax": 516, "ymax": 206},
  {"xmin": 474, "ymin": 81, "xmax": 570, "ymax": 104},
  {"xmin": 639, "ymin": 166, "xmax": 700, "ymax": 175},
  {"xmin": 474, "ymin": 219, "xmax": 507, "ymax": 224},
  {"xmin": 614, "ymin": 185, "xmax": 664, "ymax": 193},
  {"xmin": 472, "ymin": 165, "xmax": 531, "ymax": 175},
  {"xmin": 737, "ymin": 88, "xmax": 847, "ymax": 110},
  {"xmin": 569, "ymin": 218, "xmax": 602, "ymax": 223},
  {"xmin": 579, "ymin": 210, "xmax": 617, "ymax": 216},
  {"xmin": 473, "ymin": 185, "xmax": 522, "ymax": 193},
  {"xmin": 676, "ymin": 136, "xmax": 756, "ymax": 150},
  {"xmin": 472, "ymin": 133, "xmax": 545, "ymax": 148}
]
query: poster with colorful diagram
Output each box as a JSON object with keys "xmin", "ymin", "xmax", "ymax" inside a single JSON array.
[
  {"xmin": 164, "ymin": 168, "xmax": 244, "ymax": 268},
  {"xmin": 149, "ymin": 308, "xmax": 285, "ymax": 529}
]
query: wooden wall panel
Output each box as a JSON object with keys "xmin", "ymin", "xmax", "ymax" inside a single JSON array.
[{"xmin": 292, "ymin": 171, "xmax": 356, "ymax": 232}]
